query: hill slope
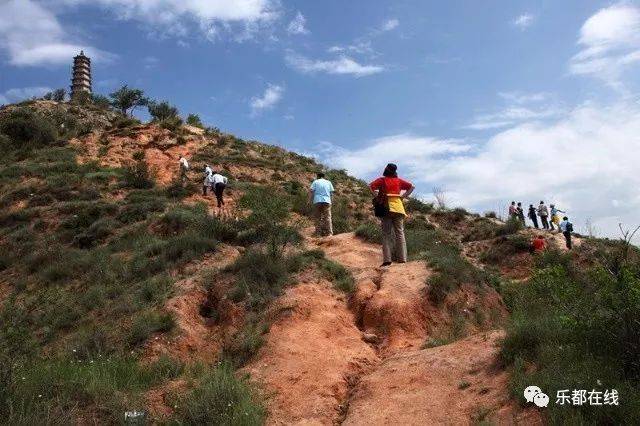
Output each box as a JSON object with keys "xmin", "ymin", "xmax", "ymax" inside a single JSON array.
[{"xmin": 1, "ymin": 100, "xmax": 638, "ymax": 425}]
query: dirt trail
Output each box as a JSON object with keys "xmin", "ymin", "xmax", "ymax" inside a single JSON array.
[
  {"xmin": 244, "ymin": 279, "xmax": 378, "ymax": 425},
  {"xmin": 245, "ymin": 232, "xmax": 531, "ymax": 425}
]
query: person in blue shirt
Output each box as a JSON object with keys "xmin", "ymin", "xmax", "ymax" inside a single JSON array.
[
  {"xmin": 309, "ymin": 172, "xmax": 335, "ymax": 236},
  {"xmin": 559, "ymin": 216, "xmax": 573, "ymax": 249}
]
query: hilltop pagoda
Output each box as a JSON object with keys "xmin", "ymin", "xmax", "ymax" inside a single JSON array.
[{"xmin": 70, "ymin": 51, "xmax": 92, "ymax": 99}]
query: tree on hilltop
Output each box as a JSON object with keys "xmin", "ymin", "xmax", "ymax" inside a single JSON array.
[
  {"xmin": 148, "ymin": 101, "xmax": 179, "ymax": 122},
  {"xmin": 43, "ymin": 88, "xmax": 66, "ymax": 102},
  {"xmin": 109, "ymin": 85, "xmax": 148, "ymax": 116},
  {"xmin": 186, "ymin": 113, "xmax": 204, "ymax": 128}
]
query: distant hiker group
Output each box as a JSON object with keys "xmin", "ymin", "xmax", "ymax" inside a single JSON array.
[
  {"xmin": 510, "ymin": 200, "xmax": 574, "ymax": 249},
  {"xmin": 177, "ymin": 154, "xmax": 229, "ymax": 215}
]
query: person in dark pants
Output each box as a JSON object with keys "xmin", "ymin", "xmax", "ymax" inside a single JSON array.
[
  {"xmin": 559, "ymin": 216, "xmax": 573, "ymax": 249},
  {"xmin": 538, "ymin": 201, "xmax": 550, "ymax": 230},
  {"xmin": 209, "ymin": 171, "xmax": 228, "ymax": 209},
  {"xmin": 528, "ymin": 204, "xmax": 539, "ymax": 228}
]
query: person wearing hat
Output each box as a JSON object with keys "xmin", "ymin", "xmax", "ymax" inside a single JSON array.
[{"xmin": 369, "ymin": 163, "xmax": 415, "ymax": 267}]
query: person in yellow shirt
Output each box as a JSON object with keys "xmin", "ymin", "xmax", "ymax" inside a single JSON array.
[{"xmin": 369, "ymin": 163, "xmax": 415, "ymax": 267}]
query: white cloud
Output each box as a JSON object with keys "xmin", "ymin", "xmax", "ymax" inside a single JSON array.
[
  {"xmin": 465, "ymin": 106, "xmax": 563, "ymax": 130},
  {"xmin": 0, "ymin": 86, "xmax": 53, "ymax": 104},
  {"xmin": 287, "ymin": 11, "xmax": 309, "ymax": 35},
  {"xmin": 512, "ymin": 13, "xmax": 535, "ymax": 30},
  {"xmin": 498, "ymin": 91, "xmax": 550, "ymax": 104},
  {"xmin": 0, "ymin": 0, "xmax": 113, "ymax": 66},
  {"xmin": 250, "ymin": 83, "xmax": 284, "ymax": 115},
  {"xmin": 285, "ymin": 52, "xmax": 385, "ymax": 77},
  {"xmin": 570, "ymin": 3, "xmax": 640, "ymax": 89},
  {"xmin": 317, "ymin": 101, "xmax": 640, "ymax": 238},
  {"xmin": 381, "ymin": 18, "xmax": 399, "ymax": 32},
  {"xmin": 61, "ymin": 0, "xmax": 279, "ymax": 41}
]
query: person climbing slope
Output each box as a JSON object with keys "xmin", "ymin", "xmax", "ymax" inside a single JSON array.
[
  {"xmin": 517, "ymin": 202, "xmax": 525, "ymax": 225},
  {"xmin": 538, "ymin": 201, "xmax": 550, "ymax": 230},
  {"xmin": 203, "ymin": 164, "xmax": 212, "ymax": 195},
  {"xmin": 178, "ymin": 154, "xmax": 189, "ymax": 184},
  {"xmin": 528, "ymin": 204, "xmax": 539, "ymax": 228},
  {"xmin": 369, "ymin": 163, "xmax": 415, "ymax": 267},
  {"xmin": 309, "ymin": 172, "xmax": 335, "ymax": 237},
  {"xmin": 559, "ymin": 216, "xmax": 574, "ymax": 249},
  {"xmin": 550, "ymin": 204, "xmax": 565, "ymax": 232},
  {"xmin": 508, "ymin": 201, "xmax": 517, "ymax": 219},
  {"xmin": 210, "ymin": 170, "xmax": 228, "ymax": 211}
]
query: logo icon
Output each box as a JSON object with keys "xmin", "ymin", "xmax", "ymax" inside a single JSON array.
[
  {"xmin": 534, "ymin": 392, "xmax": 550, "ymax": 407},
  {"xmin": 524, "ymin": 385, "xmax": 549, "ymax": 407}
]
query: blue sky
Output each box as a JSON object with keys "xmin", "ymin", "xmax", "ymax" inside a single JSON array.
[{"xmin": 1, "ymin": 0, "xmax": 640, "ymax": 238}]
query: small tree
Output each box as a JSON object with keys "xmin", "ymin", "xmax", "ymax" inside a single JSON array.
[
  {"xmin": 148, "ymin": 101, "xmax": 179, "ymax": 122},
  {"xmin": 186, "ymin": 113, "xmax": 204, "ymax": 128},
  {"xmin": 52, "ymin": 89, "xmax": 66, "ymax": 102},
  {"xmin": 42, "ymin": 88, "xmax": 65, "ymax": 102},
  {"xmin": 433, "ymin": 186, "xmax": 447, "ymax": 209},
  {"xmin": 109, "ymin": 85, "xmax": 148, "ymax": 116},
  {"xmin": 91, "ymin": 94, "xmax": 111, "ymax": 109}
]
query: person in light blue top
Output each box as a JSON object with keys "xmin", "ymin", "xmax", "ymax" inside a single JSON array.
[{"xmin": 309, "ymin": 172, "xmax": 335, "ymax": 236}]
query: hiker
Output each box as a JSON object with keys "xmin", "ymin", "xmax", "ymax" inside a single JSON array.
[
  {"xmin": 517, "ymin": 202, "xmax": 526, "ymax": 225},
  {"xmin": 537, "ymin": 201, "xmax": 550, "ymax": 230},
  {"xmin": 203, "ymin": 164, "xmax": 212, "ymax": 195},
  {"xmin": 559, "ymin": 216, "xmax": 573, "ymax": 249},
  {"xmin": 369, "ymin": 163, "xmax": 415, "ymax": 267},
  {"xmin": 549, "ymin": 204, "xmax": 565, "ymax": 232},
  {"xmin": 178, "ymin": 155, "xmax": 189, "ymax": 184},
  {"xmin": 210, "ymin": 170, "xmax": 228, "ymax": 210},
  {"xmin": 528, "ymin": 204, "xmax": 539, "ymax": 228},
  {"xmin": 309, "ymin": 172, "xmax": 335, "ymax": 237},
  {"xmin": 508, "ymin": 201, "xmax": 517, "ymax": 219},
  {"xmin": 531, "ymin": 235, "xmax": 547, "ymax": 253}
]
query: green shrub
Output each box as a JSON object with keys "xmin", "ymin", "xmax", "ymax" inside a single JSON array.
[
  {"xmin": 501, "ymin": 251, "xmax": 640, "ymax": 424},
  {"xmin": 480, "ymin": 235, "xmax": 531, "ymax": 264},
  {"xmin": 227, "ymin": 249, "xmax": 289, "ymax": 311},
  {"xmin": 484, "ymin": 211, "xmax": 497, "ymax": 219},
  {"xmin": 239, "ymin": 186, "xmax": 300, "ymax": 255},
  {"xmin": 355, "ymin": 221, "xmax": 381, "ymax": 243},
  {"xmin": 171, "ymin": 361, "xmax": 265, "ymax": 425},
  {"xmin": 405, "ymin": 197, "xmax": 434, "ymax": 214},
  {"xmin": 1, "ymin": 356, "xmax": 177, "ymax": 424},
  {"xmin": 121, "ymin": 160, "xmax": 154, "ymax": 189},
  {"xmin": 496, "ymin": 216, "xmax": 523, "ymax": 236},
  {"xmin": 128, "ymin": 311, "xmax": 175, "ymax": 346},
  {"xmin": 221, "ymin": 323, "xmax": 267, "ymax": 368},
  {"xmin": 462, "ymin": 218, "xmax": 500, "ymax": 242},
  {"xmin": 319, "ymin": 259, "xmax": 355, "ymax": 293},
  {"xmin": 148, "ymin": 101, "xmax": 179, "ymax": 122},
  {"xmin": 160, "ymin": 116, "xmax": 183, "ymax": 132},
  {"xmin": 186, "ymin": 113, "xmax": 204, "ymax": 128},
  {"xmin": 0, "ymin": 108, "xmax": 56, "ymax": 149}
]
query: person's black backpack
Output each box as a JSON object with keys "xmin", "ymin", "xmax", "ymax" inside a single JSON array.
[
  {"xmin": 372, "ymin": 178, "xmax": 389, "ymax": 218},
  {"xmin": 566, "ymin": 222, "xmax": 573, "ymax": 233}
]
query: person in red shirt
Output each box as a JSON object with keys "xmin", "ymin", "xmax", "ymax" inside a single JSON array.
[
  {"xmin": 531, "ymin": 235, "xmax": 547, "ymax": 253},
  {"xmin": 369, "ymin": 163, "xmax": 415, "ymax": 267}
]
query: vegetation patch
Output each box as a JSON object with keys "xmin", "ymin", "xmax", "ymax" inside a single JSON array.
[{"xmin": 501, "ymin": 238, "xmax": 640, "ymax": 424}]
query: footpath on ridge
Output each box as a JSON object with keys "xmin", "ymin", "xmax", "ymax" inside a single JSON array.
[{"xmin": 243, "ymin": 231, "xmax": 540, "ymax": 425}]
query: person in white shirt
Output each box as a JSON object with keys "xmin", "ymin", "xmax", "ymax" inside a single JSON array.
[
  {"xmin": 203, "ymin": 164, "xmax": 212, "ymax": 195},
  {"xmin": 559, "ymin": 216, "xmax": 573, "ymax": 249},
  {"xmin": 210, "ymin": 171, "xmax": 228, "ymax": 209},
  {"xmin": 178, "ymin": 155, "xmax": 189, "ymax": 183}
]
